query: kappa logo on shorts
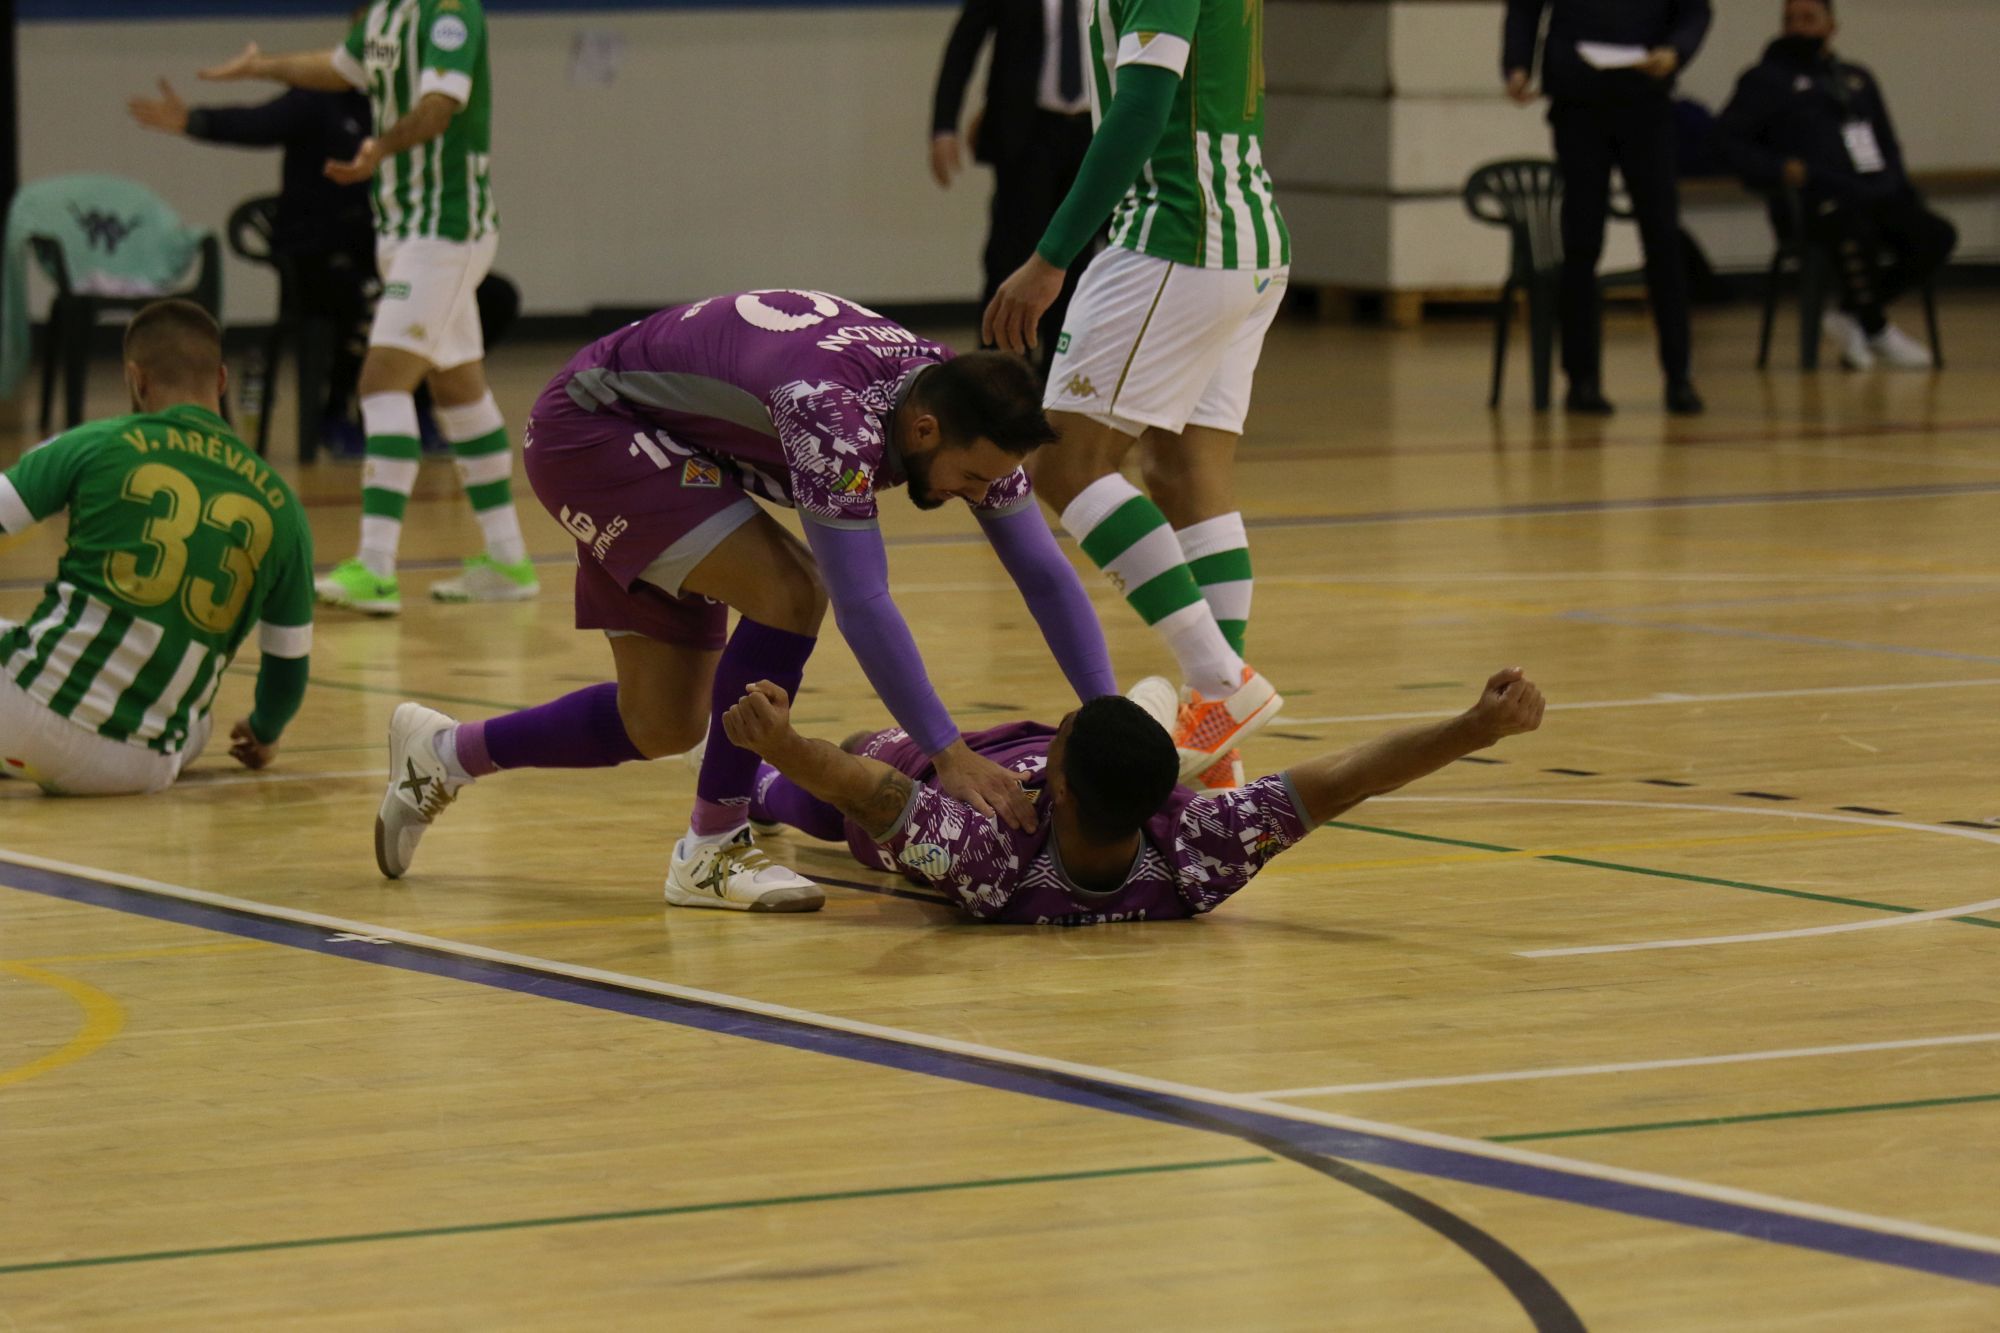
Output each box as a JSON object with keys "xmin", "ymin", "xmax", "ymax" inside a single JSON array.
[
  {"xmin": 681, "ymin": 458, "xmax": 722, "ymax": 489},
  {"xmin": 1060, "ymin": 373, "xmax": 1097, "ymax": 400},
  {"xmin": 405, "ymin": 323, "xmax": 428, "ymax": 341}
]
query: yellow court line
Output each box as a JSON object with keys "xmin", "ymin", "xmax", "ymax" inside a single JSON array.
[
  {"xmin": 1286, "ymin": 826, "xmax": 1889, "ymax": 875},
  {"xmin": 0, "ymin": 962, "xmax": 126, "ymax": 1091}
]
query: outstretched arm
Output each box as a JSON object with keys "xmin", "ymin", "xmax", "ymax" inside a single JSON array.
[
  {"xmin": 325, "ymin": 92, "xmax": 459, "ymax": 185},
  {"xmin": 1286, "ymin": 668, "xmax": 1545, "ymax": 825},
  {"xmin": 977, "ymin": 503, "xmax": 1117, "ymax": 702},
  {"xmin": 722, "ymin": 681, "xmax": 917, "ymax": 840},
  {"xmin": 199, "ymin": 42, "xmax": 355, "ymax": 93}
]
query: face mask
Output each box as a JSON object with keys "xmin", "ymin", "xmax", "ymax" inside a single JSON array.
[{"xmin": 1774, "ymin": 34, "xmax": 1828, "ymax": 62}]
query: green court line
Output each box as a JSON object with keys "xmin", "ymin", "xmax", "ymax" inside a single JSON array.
[
  {"xmin": 1490, "ymin": 1090, "xmax": 2000, "ymax": 1143},
  {"xmin": 1328, "ymin": 821, "xmax": 2000, "ymax": 928},
  {"xmin": 0, "ymin": 1155, "xmax": 1273, "ymax": 1276}
]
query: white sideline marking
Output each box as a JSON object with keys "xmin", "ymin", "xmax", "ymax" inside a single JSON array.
[
  {"xmin": 1364, "ymin": 796, "xmax": 2000, "ymax": 955},
  {"xmin": 4, "ymin": 845, "xmax": 1999, "ymax": 1261},
  {"xmin": 1253, "ymin": 1031, "xmax": 2000, "ymax": 1099},
  {"xmin": 1287, "ymin": 678, "xmax": 2000, "ymax": 727}
]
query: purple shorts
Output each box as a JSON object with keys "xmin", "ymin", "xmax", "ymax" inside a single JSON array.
[{"xmin": 525, "ymin": 375, "xmax": 754, "ymax": 650}]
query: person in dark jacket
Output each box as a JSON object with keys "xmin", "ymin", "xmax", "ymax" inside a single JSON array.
[
  {"xmin": 1504, "ymin": 0, "xmax": 1712, "ymax": 416},
  {"xmin": 128, "ymin": 77, "xmax": 374, "ymax": 446},
  {"xmin": 1716, "ymin": 0, "xmax": 1955, "ymax": 370},
  {"xmin": 930, "ymin": 0, "xmax": 1096, "ymax": 372}
]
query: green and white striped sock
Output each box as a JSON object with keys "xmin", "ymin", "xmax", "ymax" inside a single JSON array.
[
  {"xmin": 438, "ymin": 392, "xmax": 527, "ymax": 567},
  {"xmin": 1060, "ymin": 475, "xmax": 1243, "ymax": 697},
  {"xmin": 1176, "ymin": 513, "xmax": 1253, "ymax": 656},
  {"xmin": 358, "ymin": 391, "xmax": 419, "ymax": 578}
]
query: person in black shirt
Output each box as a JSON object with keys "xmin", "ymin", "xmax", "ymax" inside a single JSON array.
[
  {"xmin": 128, "ymin": 77, "xmax": 374, "ymax": 448},
  {"xmin": 929, "ymin": 0, "xmax": 1096, "ymax": 374},
  {"xmin": 1504, "ymin": 0, "xmax": 1712, "ymax": 416},
  {"xmin": 1715, "ymin": 0, "xmax": 1955, "ymax": 370}
]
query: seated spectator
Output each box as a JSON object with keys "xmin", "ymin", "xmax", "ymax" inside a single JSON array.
[{"xmin": 1716, "ymin": 0, "xmax": 1957, "ymax": 370}]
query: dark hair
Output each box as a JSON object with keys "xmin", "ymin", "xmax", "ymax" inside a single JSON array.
[
  {"xmin": 913, "ymin": 351, "xmax": 1058, "ymax": 457},
  {"xmin": 1062, "ymin": 696, "xmax": 1180, "ymax": 842},
  {"xmin": 124, "ymin": 299, "xmax": 222, "ymax": 388}
]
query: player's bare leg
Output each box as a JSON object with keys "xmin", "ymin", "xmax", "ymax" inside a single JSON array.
[
  {"xmin": 1036, "ymin": 411, "xmax": 1279, "ymax": 786},
  {"xmin": 320, "ymin": 345, "xmax": 435, "ymax": 614},
  {"xmin": 662, "ymin": 511, "xmax": 828, "ymax": 911},
  {"xmin": 425, "ymin": 358, "xmax": 538, "ymax": 605}
]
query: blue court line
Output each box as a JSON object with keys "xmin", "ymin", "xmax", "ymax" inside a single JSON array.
[
  {"xmin": 1560, "ymin": 612, "xmax": 2000, "ymax": 665},
  {"xmin": 2, "ymin": 858, "xmax": 1998, "ymax": 1289}
]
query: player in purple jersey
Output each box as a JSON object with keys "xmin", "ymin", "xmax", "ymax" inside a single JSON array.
[
  {"xmin": 373, "ymin": 289, "xmax": 1119, "ymax": 911},
  {"xmin": 721, "ymin": 668, "xmax": 1546, "ymax": 926}
]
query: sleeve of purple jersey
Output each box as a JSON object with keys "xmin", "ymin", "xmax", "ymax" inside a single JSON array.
[
  {"xmin": 802, "ymin": 520, "xmax": 960, "ymax": 757},
  {"xmin": 976, "ymin": 505, "xmax": 1118, "ymax": 702}
]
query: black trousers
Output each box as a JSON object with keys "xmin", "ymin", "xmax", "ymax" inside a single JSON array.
[
  {"xmin": 286, "ymin": 244, "xmax": 373, "ymax": 421},
  {"xmin": 1809, "ymin": 193, "xmax": 1958, "ymax": 331},
  {"xmin": 1550, "ymin": 96, "xmax": 1692, "ymax": 388},
  {"xmin": 981, "ymin": 109, "xmax": 1096, "ymax": 371}
]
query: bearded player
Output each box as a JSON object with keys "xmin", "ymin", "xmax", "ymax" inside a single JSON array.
[
  {"xmin": 724, "ymin": 669, "xmax": 1544, "ymax": 925},
  {"xmin": 375, "ymin": 289, "xmax": 1118, "ymax": 912},
  {"xmin": 985, "ymin": 0, "xmax": 1290, "ymax": 790}
]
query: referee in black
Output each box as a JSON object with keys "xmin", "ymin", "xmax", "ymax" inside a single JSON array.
[
  {"xmin": 1504, "ymin": 0, "xmax": 1713, "ymax": 416},
  {"xmin": 929, "ymin": 0, "xmax": 1096, "ymax": 376}
]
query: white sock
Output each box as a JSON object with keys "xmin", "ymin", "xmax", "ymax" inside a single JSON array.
[
  {"xmin": 432, "ymin": 728, "xmax": 473, "ymax": 785},
  {"xmin": 438, "ymin": 392, "xmax": 528, "ymax": 566},
  {"xmin": 475, "ymin": 504, "xmax": 528, "ymax": 566},
  {"xmin": 357, "ymin": 391, "xmax": 420, "ymax": 578}
]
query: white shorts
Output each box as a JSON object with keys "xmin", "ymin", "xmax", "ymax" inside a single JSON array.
[
  {"xmin": 1043, "ymin": 246, "xmax": 1288, "ymax": 438},
  {"xmin": 0, "ymin": 669, "xmax": 209, "ymax": 796},
  {"xmin": 371, "ymin": 232, "xmax": 499, "ymax": 370}
]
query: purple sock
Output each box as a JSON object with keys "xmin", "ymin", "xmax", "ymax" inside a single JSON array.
[
  {"xmin": 691, "ymin": 618, "xmax": 817, "ymax": 836},
  {"xmin": 468, "ymin": 682, "xmax": 645, "ymax": 773},
  {"xmin": 751, "ymin": 762, "xmax": 847, "ymax": 841}
]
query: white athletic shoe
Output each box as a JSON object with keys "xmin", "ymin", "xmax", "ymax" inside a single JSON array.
[
  {"xmin": 664, "ymin": 827, "xmax": 824, "ymax": 912},
  {"xmin": 1125, "ymin": 676, "xmax": 1179, "ymax": 734},
  {"xmin": 430, "ymin": 554, "xmax": 540, "ymax": 603},
  {"xmin": 1869, "ymin": 323, "xmax": 1934, "ymax": 370},
  {"xmin": 1823, "ymin": 312, "xmax": 1875, "ymax": 370},
  {"xmin": 375, "ymin": 702, "xmax": 466, "ymax": 879}
]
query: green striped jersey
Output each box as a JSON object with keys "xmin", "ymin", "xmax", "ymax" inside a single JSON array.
[
  {"xmin": 334, "ymin": 0, "xmax": 498, "ymax": 243},
  {"xmin": 0, "ymin": 406, "xmax": 314, "ymax": 754},
  {"xmin": 1092, "ymin": 0, "xmax": 1289, "ymax": 270}
]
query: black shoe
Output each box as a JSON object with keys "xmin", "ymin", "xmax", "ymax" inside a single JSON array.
[
  {"xmin": 1564, "ymin": 386, "xmax": 1615, "ymax": 416},
  {"xmin": 1665, "ymin": 382, "xmax": 1705, "ymax": 416}
]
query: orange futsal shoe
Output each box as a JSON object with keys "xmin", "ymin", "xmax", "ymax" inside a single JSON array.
[
  {"xmin": 1195, "ymin": 749, "xmax": 1245, "ymax": 791},
  {"xmin": 1173, "ymin": 667, "xmax": 1281, "ymax": 783}
]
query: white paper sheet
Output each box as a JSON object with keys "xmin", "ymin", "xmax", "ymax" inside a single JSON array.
[{"xmin": 1577, "ymin": 42, "xmax": 1649, "ymax": 70}]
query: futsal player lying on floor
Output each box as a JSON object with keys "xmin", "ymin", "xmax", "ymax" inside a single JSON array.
[{"xmin": 721, "ymin": 668, "xmax": 1546, "ymax": 925}]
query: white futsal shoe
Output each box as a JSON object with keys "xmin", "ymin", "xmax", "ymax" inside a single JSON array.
[
  {"xmin": 1869, "ymin": 323, "xmax": 1934, "ymax": 370},
  {"xmin": 1823, "ymin": 312, "xmax": 1875, "ymax": 370},
  {"xmin": 665, "ymin": 827, "xmax": 824, "ymax": 912},
  {"xmin": 1126, "ymin": 676, "xmax": 1180, "ymax": 734},
  {"xmin": 375, "ymin": 702, "xmax": 465, "ymax": 879}
]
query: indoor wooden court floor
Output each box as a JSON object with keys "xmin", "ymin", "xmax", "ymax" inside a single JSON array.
[{"xmin": 4, "ymin": 301, "xmax": 1999, "ymax": 1329}]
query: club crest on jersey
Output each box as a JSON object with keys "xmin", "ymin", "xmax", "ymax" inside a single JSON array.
[
  {"xmin": 681, "ymin": 458, "xmax": 722, "ymax": 489},
  {"xmin": 431, "ymin": 15, "xmax": 469, "ymax": 51}
]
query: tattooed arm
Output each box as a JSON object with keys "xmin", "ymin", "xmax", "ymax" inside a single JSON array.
[{"xmin": 721, "ymin": 681, "xmax": 919, "ymax": 840}]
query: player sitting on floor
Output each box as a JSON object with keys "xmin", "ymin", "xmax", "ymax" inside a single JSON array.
[
  {"xmin": 720, "ymin": 668, "xmax": 1546, "ymax": 925},
  {"xmin": 0, "ymin": 300, "xmax": 314, "ymax": 794}
]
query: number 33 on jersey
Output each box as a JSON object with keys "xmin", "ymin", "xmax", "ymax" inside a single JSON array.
[{"xmin": 0, "ymin": 406, "xmax": 314, "ymax": 755}]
